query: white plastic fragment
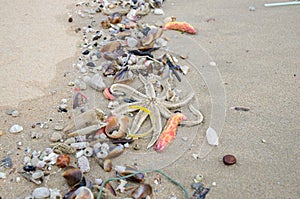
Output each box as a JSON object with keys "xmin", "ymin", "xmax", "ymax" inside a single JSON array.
[{"xmin": 206, "ymin": 127, "xmax": 219, "ymax": 146}]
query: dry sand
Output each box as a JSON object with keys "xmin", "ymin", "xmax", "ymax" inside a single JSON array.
[{"xmin": 0, "ymin": 0, "xmax": 299, "ymax": 198}]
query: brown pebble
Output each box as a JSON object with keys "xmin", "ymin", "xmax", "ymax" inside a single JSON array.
[
  {"xmin": 223, "ymin": 154, "xmax": 236, "ymax": 165},
  {"xmin": 68, "ymin": 17, "xmax": 73, "ymax": 23}
]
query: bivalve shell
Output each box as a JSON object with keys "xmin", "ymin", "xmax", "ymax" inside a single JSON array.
[
  {"xmin": 62, "ymin": 166, "xmax": 83, "ymax": 187},
  {"xmin": 9, "ymin": 124, "xmax": 23, "ymax": 133}
]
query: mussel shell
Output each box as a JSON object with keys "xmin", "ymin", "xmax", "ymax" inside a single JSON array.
[
  {"xmin": 104, "ymin": 182, "xmax": 116, "ymax": 196},
  {"xmin": 131, "ymin": 184, "xmax": 152, "ymax": 199},
  {"xmin": 62, "ymin": 166, "xmax": 83, "ymax": 187},
  {"xmin": 116, "ymin": 165, "xmax": 144, "ymax": 183},
  {"xmin": 98, "ymin": 159, "xmax": 112, "ymax": 172}
]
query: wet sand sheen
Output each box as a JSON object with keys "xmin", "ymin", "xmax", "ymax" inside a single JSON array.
[{"xmin": 0, "ymin": 0, "xmax": 77, "ymax": 107}]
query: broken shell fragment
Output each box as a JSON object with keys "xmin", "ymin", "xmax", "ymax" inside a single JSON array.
[
  {"xmin": 62, "ymin": 167, "xmax": 83, "ymax": 187},
  {"xmin": 131, "ymin": 184, "xmax": 152, "ymax": 199},
  {"xmin": 162, "ymin": 21, "xmax": 197, "ymax": 34},
  {"xmin": 103, "ymin": 87, "xmax": 116, "ymax": 100}
]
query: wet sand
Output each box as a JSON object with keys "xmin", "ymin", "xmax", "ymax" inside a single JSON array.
[{"xmin": 0, "ymin": 0, "xmax": 299, "ymax": 198}]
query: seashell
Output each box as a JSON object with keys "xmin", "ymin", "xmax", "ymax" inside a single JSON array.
[
  {"xmin": 105, "ymin": 116, "xmax": 119, "ymax": 135},
  {"xmin": 49, "ymin": 188, "xmax": 62, "ymax": 199},
  {"xmin": 108, "ymin": 12, "xmax": 122, "ymax": 24},
  {"xmin": 115, "ymin": 165, "xmax": 144, "ymax": 183},
  {"xmin": 31, "ymin": 170, "xmax": 44, "ymax": 180},
  {"xmin": 101, "ymin": 20, "xmax": 111, "ymax": 29},
  {"xmin": 105, "ymin": 144, "xmax": 124, "ymax": 159},
  {"xmin": 98, "ymin": 159, "xmax": 112, "ymax": 172},
  {"xmin": 84, "ymin": 147, "xmax": 93, "ymax": 157},
  {"xmin": 32, "ymin": 187, "xmax": 50, "ymax": 199},
  {"xmin": 56, "ymin": 154, "xmax": 71, "ymax": 168},
  {"xmin": 9, "ymin": 124, "xmax": 23, "ymax": 133},
  {"xmin": 105, "ymin": 115, "xmax": 131, "ymax": 139},
  {"xmin": 162, "ymin": 21, "xmax": 197, "ymax": 34},
  {"xmin": 104, "ymin": 182, "xmax": 117, "ymax": 197},
  {"xmin": 131, "ymin": 184, "xmax": 152, "ymax": 199},
  {"xmin": 74, "ymin": 186, "xmax": 94, "ymax": 199},
  {"xmin": 62, "ymin": 166, "xmax": 83, "ymax": 187},
  {"xmin": 103, "ymin": 87, "xmax": 116, "ymax": 100},
  {"xmin": 77, "ymin": 156, "xmax": 90, "ymax": 173},
  {"xmin": 96, "ymin": 150, "xmax": 108, "ymax": 159},
  {"xmin": 154, "ymin": 8, "xmax": 164, "ymax": 15},
  {"xmin": 206, "ymin": 127, "xmax": 219, "ymax": 146}
]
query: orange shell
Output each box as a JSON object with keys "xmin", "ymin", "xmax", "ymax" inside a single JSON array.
[
  {"xmin": 162, "ymin": 21, "xmax": 196, "ymax": 34},
  {"xmin": 56, "ymin": 154, "xmax": 71, "ymax": 168}
]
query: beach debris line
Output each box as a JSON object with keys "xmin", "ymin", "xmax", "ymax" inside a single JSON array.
[{"xmin": 7, "ymin": 0, "xmax": 208, "ymax": 198}]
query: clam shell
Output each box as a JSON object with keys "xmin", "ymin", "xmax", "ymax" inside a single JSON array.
[
  {"xmin": 62, "ymin": 167, "xmax": 83, "ymax": 187},
  {"xmin": 131, "ymin": 184, "xmax": 152, "ymax": 199},
  {"xmin": 105, "ymin": 116, "xmax": 119, "ymax": 136},
  {"xmin": 74, "ymin": 186, "xmax": 94, "ymax": 199}
]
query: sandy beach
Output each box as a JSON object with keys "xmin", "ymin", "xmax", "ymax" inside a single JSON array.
[{"xmin": 0, "ymin": 0, "xmax": 299, "ymax": 198}]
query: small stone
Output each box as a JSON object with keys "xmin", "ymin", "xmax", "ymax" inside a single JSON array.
[
  {"xmin": 17, "ymin": 141, "xmax": 22, "ymax": 146},
  {"xmin": 9, "ymin": 124, "xmax": 23, "ymax": 134},
  {"xmin": 23, "ymin": 156, "xmax": 31, "ymax": 164},
  {"xmin": 209, "ymin": 61, "xmax": 217, "ymax": 66},
  {"xmin": 1, "ymin": 157, "xmax": 13, "ymax": 168},
  {"xmin": 126, "ymin": 37, "xmax": 138, "ymax": 48},
  {"xmin": 89, "ymin": 73, "xmax": 106, "ymax": 91},
  {"xmin": 16, "ymin": 176, "xmax": 21, "ymax": 183},
  {"xmin": 32, "ymin": 187, "xmax": 50, "ymax": 199},
  {"xmin": 0, "ymin": 172, "xmax": 6, "ymax": 179},
  {"xmin": 11, "ymin": 110, "xmax": 19, "ymax": 117},
  {"xmin": 50, "ymin": 132, "xmax": 63, "ymax": 142},
  {"xmin": 86, "ymin": 62, "xmax": 96, "ymax": 67},
  {"xmin": 82, "ymin": 49, "xmax": 90, "ymax": 55},
  {"xmin": 95, "ymin": 178, "xmax": 103, "ymax": 185},
  {"xmin": 211, "ymin": 182, "xmax": 217, "ymax": 186},
  {"xmin": 54, "ymin": 124, "xmax": 64, "ymax": 131},
  {"xmin": 261, "ymin": 139, "xmax": 266, "ymax": 143},
  {"xmin": 154, "ymin": 8, "xmax": 164, "ymax": 15},
  {"xmin": 249, "ymin": 6, "xmax": 255, "ymax": 11},
  {"xmin": 0, "ymin": 130, "xmax": 3, "ymax": 136},
  {"xmin": 31, "ymin": 131, "xmax": 43, "ymax": 139},
  {"xmin": 181, "ymin": 137, "xmax": 188, "ymax": 141},
  {"xmin": 68, "ymin": 81, "xmax": 75, "ymax": 86},
  {"xmin": 223, "ymin": 154, "xmax": 237, "ymax": 165},
  {"xmin": 61, "ymin": 99, "xmax": 68, "ymax": 104},
  {"xmin": 78, "ymin": 156, "xmax": 90, "ymax": 173}
]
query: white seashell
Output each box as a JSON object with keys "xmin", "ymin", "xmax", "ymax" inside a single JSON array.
[
  {"xmin": 77, "ymin": 156, "xmax": 90, "ymax": 173},
  {"xmin": 84, "ymin": 147, "xmax": 93, "ymax": 157},
  {"xmin": 49, "ymin": 188, "xmax": 62, "ymax": 199},
  {"xmin": 154, "ymin": 8, "xmax": 164, "ymax": 15},
  {"xmin": 180, "ymin": 65, "xmax": 190, "ymax": 75},
  {"xmin": 95, "ymin": 178, "xmax": 103, "ymax": 185},
  {"xmin": 9, "ymin": 124, "xmax": 23, "ymax": 133},
  {"xmin": 32, "ymin": 170, "xmax": 44, "ymax": 180},
  {"xmin": 206, "ymin": 127, "xmax": 219, "ymax": 146},
  {"xmin": 71, "ymin": 142, "xmax": 89, "ymax": 149},
  {"xmin": 43, "ymin": 152, "xmax": 59, "ymax": 165},
  {"xmin": 32, "ymin": 187, "xmax": 50, "ymax": 199}
]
